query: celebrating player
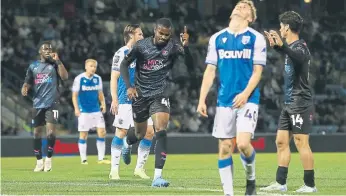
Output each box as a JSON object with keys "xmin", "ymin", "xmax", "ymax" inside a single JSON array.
[
  {"xmin": 261, "ymin": 11, "xmax": 317, "ymax": 193},
  {"xmin": 109, "ymin": 24, "xmax": 154, "ymax": 180},
  {"xmin": 197, "ymin": 1, "xmax": 266, "ymax": 195},
  {"xmin": 120, "ymin": 18, "xmax": 193, "ymax": 187},
  {"xmin": 22, "ymin": 41, "xmax": 68, "ymax": 172},
  {"xmin": 72, "ymin": 59, "xmax": 110, "ymax": 165}
]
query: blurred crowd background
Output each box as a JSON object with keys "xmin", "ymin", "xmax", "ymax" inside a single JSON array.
[{"xmin": 2, "ymin": 0, "xmax": 346, "ymax": 136}]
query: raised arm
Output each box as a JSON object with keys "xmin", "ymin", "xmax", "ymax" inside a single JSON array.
[{"xmin": 52, "ymin": 53, "xmax": 68, "ymax": 80}]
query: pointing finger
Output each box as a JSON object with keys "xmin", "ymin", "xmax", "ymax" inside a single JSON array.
[{"xmin": 184, "ymin": 26, "xmax": 187, "ymax": 34}]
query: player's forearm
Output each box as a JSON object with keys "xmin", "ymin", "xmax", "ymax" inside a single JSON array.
[
  {"xmin": 120, "ymin": 60, "xmax": 132, "ymax": 89},
  {"xmin": 243, "ymin": 66, "xmax": 263, "ymax": 96},
  {"xmin": 98, "ymin": 92, "xmax": 106, "ymax": 108},
  {"xmin": 199, "ymin": 70, "xmax": 215, "ymax": 103},
  {"xmin": 56, "ymin": 61, "xmax": 69, "ymax": 80},
  {"xmin": 281, "ymin": 44, "xmax": 306, "ymax": 64},
  {"xmin": 22, "ymin": 83, "xmax": 31, "ymax": 89},
  {"xmin": 110, "ymin": 73, "xmax": 119, "ymax": 102},
  {"xmin": 72, "ymin": 95, "xmax": 79, "ymax": 111}
]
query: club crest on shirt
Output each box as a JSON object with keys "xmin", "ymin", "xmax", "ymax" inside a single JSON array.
[
  {"xmin": 93, "ymin": 78, "xmax": 98, "ymax": 84},
  {"xmin": 242, "ymin": 36, "xmax": 250, "ymax": 44},
  {"xmin": 114, "ymin": 55, "xmax": 120, "ymax": 63},
  {"xmin": 162, "ymin": 50, "xmax": 168, "ymax": 56}
]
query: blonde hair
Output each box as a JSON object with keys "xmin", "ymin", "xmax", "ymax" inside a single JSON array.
[
  {"xmin": 85, "ymin": 59, "xmax": 98, "ymax": 66},
  {"xmin": 237, "ymin": 0, "xmax": 257, "ymax": 23}
]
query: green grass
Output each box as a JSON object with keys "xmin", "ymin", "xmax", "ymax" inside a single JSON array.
[{"xmin": 2, "ymin": 153, "xmax": 346, "ymax": 195}]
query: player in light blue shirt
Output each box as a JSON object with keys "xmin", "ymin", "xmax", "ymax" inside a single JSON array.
[
  {"xmin": 109, "ymin": 24, "xmax": 154, "ymax": 180},
  {"xmin": 72, "ymin": 59, "xmax": 110, "ymax": 165},
  {"xmin": 197, "ymin": 1, "xmax": 266, "ymax": 195}
]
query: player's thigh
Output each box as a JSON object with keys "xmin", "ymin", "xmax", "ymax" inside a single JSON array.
[
  {"xmin": 113, "ymin": 104, "xmax": 133, "ymax": 130},
  {"xmin": 236, "ymin": 103, "xmax": 259, "ymax": 139},
  {"xmin": 278, "ymin": 107, "xmax": 292, "ymax": 132},
  {"xmin": 293, "ymin": 133, "xmax": 310, "ymax": 149},
  {"xmin": 132, "ymin": 96, "xmax": 150, "ymax": 124},
  {"xmin": 45, "ymin": 104, "xmax": 59, "ymax": 125},
  {"xmin": 32, "ymin": 108, "xmax": 46, "ymax": 128},
  {"xmin": 150, "ymin": 96, "xmax": 170, "ymax": 131},
  {"xmin": 93, "ymin": 112, "xmax": 105, "ymax": 129},
  {"xmin": 212, "ymin": 107, "xmax": 237, "ymax": 139},
  {"xmin": 276, "ymin": 130, "xmax": 292, "ymax": 148},
  {"xmin": 289, "ymin": 106, "xmax": 314, "ymax": 135},
  {"xmin": 78, "ymin": 113, "xmax": 94, "ymax": 132}
]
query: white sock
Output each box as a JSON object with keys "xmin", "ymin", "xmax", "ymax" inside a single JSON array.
[
  {"xmin": 240, "ymin": 150, "xmax": 256, "ymax": 180},
  {"xmin": 218, "ymin": 157, "xmax": 234, "ymax": 196},
  {"xmin": 111, "ymin": 136, "xmax": 123, "ymax": 171},
  {"xmin": 154, "ymin": 169, "xmax": 162, "ymax": 179},
  {"xmin": 96, "ymin": 138, "xmax": 105, "ymax": 161},
  {"xmin": 136, "ymin": 138, "xmax": 152, "ymax": 169},
  {"xmin": 78, "ymin": 139, "xmax": 87, "ymax": 161}
]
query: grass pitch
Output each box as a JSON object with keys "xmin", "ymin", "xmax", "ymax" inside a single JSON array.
[{"xmin": 2, "ymin": 153, "xmax": 346, "ymax": 195}]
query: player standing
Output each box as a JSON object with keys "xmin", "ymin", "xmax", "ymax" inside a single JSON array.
[
  {"xmin": 109, "ymin": 24, "xmax": 154, "ymax": 180},
  {"xmin": 120, "ymin": 18, "xmax": 193, "ymax": 187},
  {"xmin": 72, "ymin": 59, "xmax": 110, "ymax": 165},
  {"xmin": 261, "ymin": 11, "xmax": 317, "ymax": 193},
  {"xmin": 22, "ymin": 41, "xmax": 68, "ymax": 172},
  {"xmin": 197, "ymin": 1, "xmax": 266, "ymax": 195}
]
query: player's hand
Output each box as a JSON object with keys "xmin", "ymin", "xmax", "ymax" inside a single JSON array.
[
  {"xmin": 21, "ymin": 86, "xmax": 28, "ymax": 96},
  {"xmin": 264, "ymin": 31, "xmax": 276, "ymax": 47},
  {"xmin": 110, "ymin": 100, "xmax": 119, "ymax": 115},
  {"xmin": 51, "ymin": 52, "xmax": 60, "ymax": 61},
  {"xmin": 180, "ymin": 26, "xmax": 189, "ymax": 46},
  {"xmin": 75, "ymin": 109, "xmax": 81, "ymax": 117},
  {"xmin": 232, "ymin": 92, "xmax": 249, "ymax": 108},
  {"xmin": 127, "ymin": 87, "xmax": 138, "ymax": 101},
  {"xmin": 101, "ymin": 104, "xmax": 106, "ymax": 114},
  {"xmin": 197, "ymin": 102, "xmax": 208, "ymax": 117},
  {"xmin": 269, "ymin": 30, "xmax": 283, "ymax": 47}
]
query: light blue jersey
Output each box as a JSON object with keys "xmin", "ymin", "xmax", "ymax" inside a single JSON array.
[
  {"xmin": 72, "ymin": 73, "xmax": 103, "ymax": 113},
  {"xmin": 205, "ymin": 27, "xmax": 267, "ymax": 106},
  {"xmin": 112, "ymin": 46, "xmax": 136, "ymax": 104}
]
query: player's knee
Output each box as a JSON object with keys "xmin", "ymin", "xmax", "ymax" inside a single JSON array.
[
  {"xmin": 115, "ymin": 128, "xmax": 127, "ymax": 138},
  {"xmin": 97, "ymin": 128, "xmax": 106, "ymax": 138},
  {"xmin": 79, "ymin": 132, "xmax": 88, "ymax": 140},
  {"xmin": 276, "ymin": 138, "xmax": 289, "ymax": 150},
  {"xmin": 237, "ymin": 141, "xmax": 251, "ymax": 152},
  {"xmin": 219, "ymin": 139, "xmax": 233, "ymax": 157},
  {"xmin": 144, "ymin": 126, "xmax": 155, "ymax": 139}
]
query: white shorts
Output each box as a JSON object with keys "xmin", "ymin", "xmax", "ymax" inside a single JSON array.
[
  {"xmin": 212, "ymin": 103, "xmax": 259, "ymax": 139},
  {"xmin": 113, "ymin": 104, "xmax": 153, "ymax": 129},
  {"xmin": 78, "ymin": 112, "xmax": 105, "ymax": 132}
]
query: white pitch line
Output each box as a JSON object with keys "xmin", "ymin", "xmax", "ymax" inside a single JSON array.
[{"xmin": 3, "ymin": 181, "xmax": 292, "ymax": 195}]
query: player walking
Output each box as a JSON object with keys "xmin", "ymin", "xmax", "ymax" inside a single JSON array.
[
  {"xmin": 261, "ymin": 11, "xmax": 317, "ymax": 193},
  {"xmin": 109, "ymin": 24, "xmax": 154, "ymax": 180},
  {"xmin": 22, "ymin": 41, "xmax": 68, "ymax": 172},
  {"xmin": 120, "ymin": 18, "xmax": 193, "ymax": 187},
  {"xmin": 197, "ymin": 1, "xmax": 266, "ymax": 195},
  {"xmin": 72, "ymin": 59, "xmax": 110, "ymax": 165}
]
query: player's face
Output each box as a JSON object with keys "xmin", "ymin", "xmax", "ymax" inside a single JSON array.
[
  {"xmin": 279, "ymin": 23, "xmax": 289, "ymax": 38},
  {"xmin": 39, "ymin": 44, "xmax": 53, "ymax": 60},
  {"xmin": 133, "ymin": 28, "xmax": 144, "ymax": 42},
  {"xmin": 85, "ymin": 62, "xmax": 97, "ymax": 75},
  {"xmin": 154, "ymin": 25, "xmax": 172, "ymax": 46},
  {"xmin": 231, "ymin": 3, "xmax": 253, "ymax": 23}
]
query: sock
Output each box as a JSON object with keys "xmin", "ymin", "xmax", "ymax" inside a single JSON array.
[
  {"xmin": 111, "ymin": 136, "xmax": 123, "ymax": 171},
  {"xmin": 154, "ymin": 130, "xmax": 167, "ymax": 179},
  {"xmin": 136, "ymin": 138, "xmax": 152, "ymax": 169},
  {"xmin": 276, "ymin": 166, "xmax": 288, "ymax": 185},
  {"xmin": 96, "ymin": 137, "xmax": 106, "ymax": 161},
  {"xmin": 47, "ymin": 134, "xmax": 56, "ymax": 158},
  {"xmin": 218, "ymin": 157, "xmax": 234, "ymax": 196},
  {"xmin": 34, "ymin": 138, "xmax": 42, "ymax": 160},
  {"xmin": 78, "ymin": 139, "xmax": 87, "ymax": 161},
  {"xmin": 126, "ymin": 127, "xmax": 139, "ymax": 145},
  {"xmin": 240, "ymin": 150, "xmax": 256, "ymax": 180},
  {"xmin": 304, "ymin": 170, "xmax": 315, "ymax": 187}
]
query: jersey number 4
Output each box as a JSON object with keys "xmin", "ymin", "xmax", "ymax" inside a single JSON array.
[
  {"xmin": 244, "ymin": 109, "xmax": 257, "ymax": 122},
  {"xmin": 161, "ymin": 98, "xmax": 170, "ymax": 108}
]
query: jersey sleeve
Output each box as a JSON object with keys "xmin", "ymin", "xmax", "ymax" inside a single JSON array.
[
  {"xmin": 72, "ymin": 75, "xmax": 81, "ymax": 92},
  {"xmin": 24, "ymin": 64, "xmax": 34, "ymax": 84},
  {"xmin": 253, "ymin": 34, "xmax": 267, "ymax": 66},
  {"xmin": 111, "ymin": 49, "xmax": 125, "ymax": 72},
  {"xmin": 123, "ymin": 43, "xmax": 139, "ymax": 63},
  {"xmin": 205, "ymin": 34, "xmax": 218, "ymax": 66},
  {"xmin": 98, "ymin": 76, "xmax": 103, "ymax": 91}
]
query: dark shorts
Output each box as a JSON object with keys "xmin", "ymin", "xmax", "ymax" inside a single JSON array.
[
  {"xmin": 132, "ymin": 95, "xmax": 170, "ymax": 123},
  {"xmin": 278, "ymin": 105, "xmax": 314, "ymax": 134},
  {"xmin": 32, "ymin": 104, "xmax": 59, "ymax": 127}
]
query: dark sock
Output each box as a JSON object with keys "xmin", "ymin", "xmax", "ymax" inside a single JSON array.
[
  {"xmin": 126, "ymin": 127, "xmax": 139, "ymax": 145},
  {"xmin": 154, "ymin": 130, "xmax": 167, "ymax": 169},
  {"xmin": 304, "ymin": 170, "xmax": 315, "ymax": 187},
  {"xmin": 47, "ymin": 134, "xmax": 56, "ymax": 158},
  {"xmin": 276, "ymin": 166, "xmax": 288, "ymax": 185},
  {"xmin": 34, "ymin": 138, "xmax": 42, "ymax": 160}
]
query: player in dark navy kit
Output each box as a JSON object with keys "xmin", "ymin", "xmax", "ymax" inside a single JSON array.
[
  {"xmin": 261, "ymin": 11, "xmax": 317, "ymax": 193},
  {"xmin": 120, "ymin": 18, "xmax": 193, "ymax": 187},
  {"xmin": 21, "ymin": 41, "xmax": 68, "ymax": 172}
]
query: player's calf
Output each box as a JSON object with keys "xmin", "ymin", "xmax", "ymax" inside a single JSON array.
[
  {"xmin": 134, "ymin": 126, "xmax": 154, "ymax": 179},
  {"xmin": 110, "ymin": 129, "xmax": 125, "ymax": 180},
  {"xmin": 218, "ymin": 139, "xmax": 234, "ymax": 196},
  {"xmin": 78, "ymin": 132, "xmax": 88, "ymax": 164},
  {"xmin": 96, "ymin": 128, "xmax": 109, "ymax": 164}
]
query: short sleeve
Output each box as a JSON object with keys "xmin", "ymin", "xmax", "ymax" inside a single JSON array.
[
  {"xmin": 253, "ymin": 34, "xmax": 267, "ymax": 66},
  {"xmin": 98, "ymin": 76, "xmax": 103, "ymax": 90},
  {"xmin": 205, "ymin": 34, "xmax": 218, "ymax": 66},
  {"xmin": 24, "ymin": 64, "xmax": 34, "ymax": 84},
  {"xmin": 72, "ymin": 75, "xmax": 81, "ymax": 92},
  {"xmin": 111, "ymin": 49, "xmax": 126, "ymax": 72}
]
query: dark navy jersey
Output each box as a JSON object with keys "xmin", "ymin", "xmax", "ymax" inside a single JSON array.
[
  {"xmin": 121, "ymin": 37, "xmax": 192, "ymax": 97},
  {"xmin": 24, "ymin": 60, "xmax": 60, "ymax": 109},
  {"xmin": 278, "ymin": 39, "xmax": 313, "ymax": 111}
]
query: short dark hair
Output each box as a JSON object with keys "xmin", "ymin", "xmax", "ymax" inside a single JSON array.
[
  {"xmin": 123, "ymin": 24, "xmax": 140, "ymax": 44},
  {"xmin": 155, "ymin": 18, "xmax": 173, "ymax": 29},
  {"xmin": 279, "ymin": 11, "xmax": 304, "ymax": 33}
]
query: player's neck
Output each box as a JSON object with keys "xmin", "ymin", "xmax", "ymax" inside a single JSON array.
[
  {"xmin": 126, "ymin": 41, "xmax": 134, "ymax": 49},
  {"xmin": 285, "ymin": 33, "xmax": 299, "ymax": 45},
  {"xmin": 84, "ymin": 72, "xmax": 93, "ymax": 78},
  {"xmin": 229, "ymin": 18, "xmax": 248, "ymax": 34}
]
